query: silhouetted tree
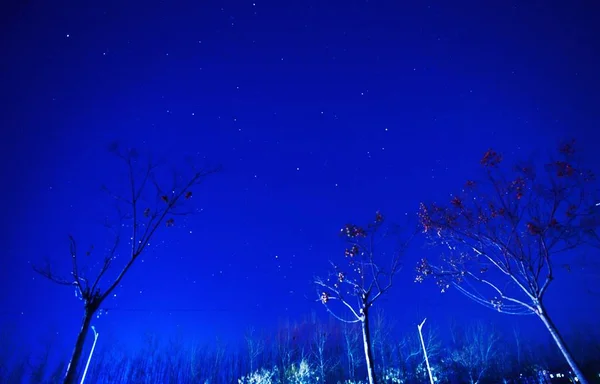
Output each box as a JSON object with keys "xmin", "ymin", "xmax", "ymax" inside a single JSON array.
[
  {"xmin": 32, "ymin": 143, "xmax": 219, "ymax": 384},
  {"xmin": 315, "ymin": 211, "xmax": 413, "ymax": 384},
  {"xmin": 416, "ymin": 141, "xmax": 597, "ymax": 384}
]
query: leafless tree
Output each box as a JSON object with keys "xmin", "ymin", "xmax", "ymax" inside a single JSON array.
[
  {"xmin": 226, "ymin": 348, "xmax": 244, "ymax": 383},
  {"xmin": 275, "ymin": 321, "xmax": 300, "ymax": 383},
  {"xmin": 310, "ymin": 321, "xmax": 339, "ymax": 382},
  {"xmin": 416, "ymin": 141, "xmax": 597, "ymax": 384},
  {"xmin": 341, "ymin": 322, "xmax": 361, "ymax": 380},
  {"xmin": 315, "ymin": 212, "xmax": 413, "ymax": 384},
  {"xmin": 449, "ymin": 321, "xmax": 500, "ymax": 384},
  {"xmin": 134, "ymin": 332, "xmax": 164, "ymax": 382},
  {"xmin": 245, "ymin": 326, "xmax": 264, "ymax": 373},
  {"xmin": 165, "ymin": 333, "xmax": 187, "ymax": 382},
  {"xmin": 211, "ymin": 336, "xmax": 228, "ymax": 382},
  {"xmin": 32, "ymin": 144, "xmax": 219, "ymax": 384},
  {"xmin": 189, "ymin": 342, "xmax": 203, "ymax": 381},
  {"xmin": 512, "ymin": 326, "xmax": 523, "ymax": 369},
  {"xmin": 398, "ymin": 320, "xmax": 442, "ymax": 381},
  {"xmin": 370, "ymin": 308, "xmax": 395, "ymax": 376}
]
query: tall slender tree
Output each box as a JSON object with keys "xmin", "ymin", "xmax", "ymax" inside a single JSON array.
[
  {"xmin": 315, "ymin": 212, "xmax": 413, "ymax": 384},
  {"xmin": 33, "ymin": 143, "xmax": 219, "ymax": 384},
  {"xmin": 416, "ymin": 140, "xmax": 597, "ymax": 384}
]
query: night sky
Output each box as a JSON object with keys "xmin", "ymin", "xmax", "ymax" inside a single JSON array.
[{"xmin": 1, "ymin": 0, "xmax": 599, "ymax": 374}]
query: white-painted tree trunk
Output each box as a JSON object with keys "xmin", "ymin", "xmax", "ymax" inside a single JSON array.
[
  {"xmin": 361, "ymin": 310, "xmax": 377, "ymax": 384},
  {"xmin": 537, "ymin": 306, "xmax": 588, "ymax": 384}
]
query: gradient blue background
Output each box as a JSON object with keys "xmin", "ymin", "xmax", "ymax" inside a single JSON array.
[{"xmin": 1, "ymin": 0, "xmax": 598, "ymax": 376}]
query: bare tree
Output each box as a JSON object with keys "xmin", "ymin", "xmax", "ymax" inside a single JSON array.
[
  {"xmin": 341, "ymin": 322, "xmax": 361, "ymax": 380},
  {"xmin": 449, "ymin": 321, "xmax": 500, "ymax": 384},
  {"xmin": 490, "ymin": 325, "xmax": 530, "ymax": 379},
  {"xmin": 315, "ymin": 212, "xmax": 413, "ymax": 384},
  {"xmin": 32, "ymin": 144, "xmax": 218, "ymax": 384},
  {"xmin": 245, "ymin": 326, "xmax": 264, "ymax": 373},
  {"xmin": 398, "ymin": 320, "xmax": 442, "ymax": 381},
  {"xmin": 370, "ymin": 308, "xmax": 395, "ymax": 376},
  {"xmin": 210, "ymin": 336, "xmax": 228, "ymax": 382},
  {"xmin": 189, "ymin": 342, "xmax": 203, "ymax": 381},
  {"xmin": 276, "ymin": 321, "xmax": 300, "ymax": 383},
  {"xmin": 416, "ymin": 141, "xmax": 597, "ymax": 384},
  {"xmin": 506, "ymin": 326, "xmax": 538, "ymax": 370},
  {"xmin": 164, "ymin": 333, "xmax": 187, "ymax": 382},
  {"xmin": 310, "ymin": 322, "xmax": 339, "ymax": 382}
]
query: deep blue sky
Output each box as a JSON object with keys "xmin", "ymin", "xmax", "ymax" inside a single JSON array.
[{"xmin": 1, "ymin": 0, "xmax": 599, "ymax": 365}]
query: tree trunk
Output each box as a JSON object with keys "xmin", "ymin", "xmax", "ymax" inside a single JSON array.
[
  {"xmin": 361, "ymin": 310, "xmax": 377, "ymax": 384},
  {"xmin": 63, "ymin": 310, "xmax": 93, "ymax": 384},
  {"xmin": 537, "ymin": 306, "xmax": 588, "ymax": 384}
]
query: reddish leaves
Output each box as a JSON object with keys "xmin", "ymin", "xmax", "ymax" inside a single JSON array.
[
  {"xmin": 551, "ymin": 161, "xmax": 575, "ymax": 177},
  {"xmin": 545, "ymin": 140, "xmax": 592, "ymax": 179},
  {"xmin": 340, "ymin": 211, "xmax": 383, "ymax": 238},
  {"xmin": 559, "ymin": 140, "xmax": 576, "ymax": 156},
  {"xmin": 417, "ymin": 140, "xmax": 598, "ymax": 298},
  {"xmin": 450, "ymin": 196, "xmax": 463, "ymax": 208},
  {"xmin": 511, "ymin": 177, "xmax": 525, "ymax": 200},
  {"xmin": 340, "ymin": 224, "xmax": 366, "ymax": 238},
  {"xmin": 481, "ymin": 149, "xmax": 502, "ymax": 167},
  {"xmin": 487, "ymin": 202, "xmax": 505, "ymax": 219},
  {"xmin": 526, "ymin": 222, "xmax": 542, "ymax": 235},
  {"xmin": 566, "ymin": 204, "xmax": 578, "ymax": 218}
]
